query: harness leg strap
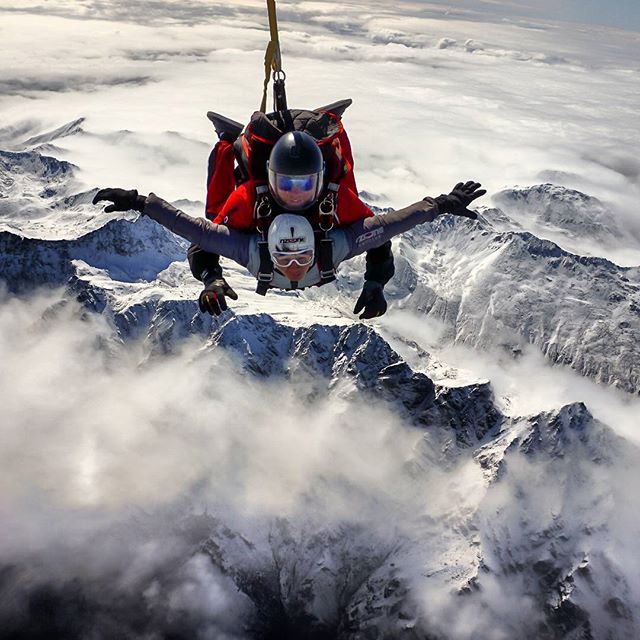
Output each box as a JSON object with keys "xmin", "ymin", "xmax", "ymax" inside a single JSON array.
[
  {"xmin": 256, "ymin": 239, "xmax": 274, "ymax": 296},
  {"xmin": 318, "ymin": 237, "xmax": 336, "ymax": 284}
]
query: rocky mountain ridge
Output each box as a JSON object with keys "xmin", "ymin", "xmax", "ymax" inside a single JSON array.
[{"xmin": 2, "ymin": 140, "xmax": 639, "ymax": 638}]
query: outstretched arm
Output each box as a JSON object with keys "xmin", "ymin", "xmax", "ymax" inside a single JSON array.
[
  {"xmin": 92, "ymin": 189, "xmax": 252, "ymax": 267},
  {"xmin": 143, "ymin": 194, "xmax": 252, "ymax": 266},
  {"xmin": 343, "ymin": 181, "xmax": 485, "ymax": 259}
]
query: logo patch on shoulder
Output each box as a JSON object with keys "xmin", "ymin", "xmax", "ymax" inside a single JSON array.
[{"xmin": 355, "ymin": 228, "xmax": 384, "ymax": 245}]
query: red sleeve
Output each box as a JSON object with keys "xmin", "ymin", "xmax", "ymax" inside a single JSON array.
[
  {"xmin": 205, "ymin": 140, "xmax": 236, "ymax": 220},
  {"xmin": 212, "ymin": 182, "xmax": 256, "ymax": 230},
  {"xmin": 336, "ymin": 182, "xmax": 373, "ymax": 225}
]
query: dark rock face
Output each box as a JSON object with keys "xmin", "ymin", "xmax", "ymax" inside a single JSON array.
[{"xmin": 0, "ymin": 232, "xmax": 73, "ymax": 292}]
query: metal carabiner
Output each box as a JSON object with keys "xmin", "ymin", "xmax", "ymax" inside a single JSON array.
[
  {"xmin": 255, "ymin": 196, "xmax": 272, "ymax": 220},
  {"xmin": 319, "ymin": 192, "xmax": 336, "ymax": 231}
]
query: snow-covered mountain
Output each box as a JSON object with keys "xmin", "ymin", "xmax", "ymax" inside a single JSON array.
[
  {"xmin": 2, "ymin": 138, "xmax": 639, "ymax": 639},
  {"xmin": 389, "ymin": 206, "xmax": 640, "ymax": 393}
]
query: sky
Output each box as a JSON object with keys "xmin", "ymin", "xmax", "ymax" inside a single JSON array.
[{"xmin": 409, "ymin": 0, "xmax": 640, "ymax": 31}]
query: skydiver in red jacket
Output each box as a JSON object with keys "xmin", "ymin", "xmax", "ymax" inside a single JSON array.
[{"xmin": 188, "ymin": 131, "xmax": 395, "ymax": 319}]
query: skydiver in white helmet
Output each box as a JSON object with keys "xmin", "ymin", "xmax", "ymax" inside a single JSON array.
[{"xmin": 93, "ymin": 180, "xmax": 486, "ymax": 318}]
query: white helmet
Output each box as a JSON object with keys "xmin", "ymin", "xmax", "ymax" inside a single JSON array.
[{"xmin": 267, "ymin": 214, "xmax": 316, "ymax": 269}]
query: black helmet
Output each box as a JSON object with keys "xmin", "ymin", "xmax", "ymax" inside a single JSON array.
[{"xmin": 267, "ymin": 131, "xmax": 325, "ymax": 211}]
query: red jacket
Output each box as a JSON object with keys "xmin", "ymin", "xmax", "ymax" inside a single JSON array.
[{"xmin": 212, "ymin": 180, "xmax": 373, "ymax": 230}]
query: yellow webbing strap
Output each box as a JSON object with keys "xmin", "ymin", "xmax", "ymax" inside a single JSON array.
[{"xmin": 260, "ymin": 0, "xmax": 283, "ymax": 113}]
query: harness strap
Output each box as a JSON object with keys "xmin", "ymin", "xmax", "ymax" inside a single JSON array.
[
  {"xmin": 319, "ymin": 182, "xmax": 340, "ymax": 231},
  {"xmin": 254, "ymin": 184, "xmax": 275, "ymax": 296},
  {"xmin": 317, "ymin": 182, "xmax": 338, "ymax": 284},
  {"xmin": 256, "ymin": 239, "xmax": 274, "ymax": 296},
  {"xmin": 254, "ymin": 185, "xmax": 272, "ymax": 233},
  {"xmin": 318, "ymin": 237, "xmax": 336, "ymax": 285}
]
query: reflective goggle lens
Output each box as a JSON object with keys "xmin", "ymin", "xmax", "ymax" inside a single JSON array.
[
  {"xmin": 277, "ymin": 175, "xmax": 317, "ymax": 192},
  {"xmin": 272, "ymin": 250, "xmax": 315, "ymax": 268},
  {"xmin": 269, "ymin": 169, "xmax": 322, "ymax": 211}
]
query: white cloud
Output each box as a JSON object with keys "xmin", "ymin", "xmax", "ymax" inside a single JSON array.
[{"xmin": 1, "ymin": 288, "xmax": 640, "ymax": 636}]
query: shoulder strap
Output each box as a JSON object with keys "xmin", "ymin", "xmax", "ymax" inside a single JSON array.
[
  {"xmin": 316, "ymin": 182, "xmax": 339, "ymax": 285},
  {"xmin": 254, "ymin": 185, "xmax": 275, "ymax": 296}
]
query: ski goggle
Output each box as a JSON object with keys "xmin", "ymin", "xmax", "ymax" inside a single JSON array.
[
  {"xmin": 271, "ymin": 249, "xmax": 315, "ymax": 268},
  {"xmin": 269, "ymin": 170, "xmax": 322, "ymax": 211},
  {"xmin": 276, "ymin": 175, "xmax": 318, "ymax": 192}
]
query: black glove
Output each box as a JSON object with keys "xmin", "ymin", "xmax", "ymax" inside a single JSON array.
[
  {"xmin": 92, "ymin": 188, "xmax": 146, "ymax": 213},
  {"xmin": 198, "ymin": 278, "xmax": 238, "ymax": 316},
  {"xmin": 353, "ymin": 281, "xmax": 387, "ymax": 320},
  {"xmin": 187, "ymin": 245, "xmax": 223, "ymax": 282},
  {"xmin": 433, "ymin": 181, "xmax": 486, "ymax": 219},
  {"xmin": 364, "ymin": 241, "xmax": 395, "ymax": 287}
]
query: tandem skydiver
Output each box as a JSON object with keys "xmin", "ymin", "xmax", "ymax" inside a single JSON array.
[
  {"xmin": 92, "ymin": 171, "xmax": 486, "ymax": 305},
  {"xmin": 190, "ymin": 125, "xmax": 395, "ymax": 320}
]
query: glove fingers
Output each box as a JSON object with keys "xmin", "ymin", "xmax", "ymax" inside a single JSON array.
[
  {"xmin": 202, "ymin": 295, "xmax": 214, "ymax": 314},
  {"xmin": 453, "ymin": 182, "xmax": 464, "ymax": 191},
  {"xmin": 360, "ymin": 305, "xmax": 386, "ymax": 320},
  {"xmin": 202, "ymin": 293, "xmax": 222, "ymax": 316},
  {"xmin": 466, "ymin": 182, "xmax": 482, "ymax": 194},
  {"xmin": 217, "ymin": 295, "xmax": 228, "ymax": 312},
  {"xmin": 353, "ymin": 295, "xmax": 367, "ymax": 315},
  {"xmin": 357, "ymin": 294, "xmax": 387, "ymax": 320},
  {"xmin": 468, "ymin": 189, "xmax": 487, "ymax": 202},
  {"xmin": 455, "ymin": 209, "xmax": 478, "ymax": 220},
  {"xmin": 92, "ymin": 189, "xmax": 111, "ymax": 205},
  {"xmin": 209, "ymin": 301, "xmax": 223, "ymax": 316},
  {"xmin": 359, "ymin": 308, "xmax": 377, "ymax": 320},
  {"xmin": 225, "ymin": 286, "xmax": 239, "ymax": 301},
  {"xmin": 209, "ymin": 298, "xmax": 223, "ymax": 316},
  {"xmin": 104, "ymin": 204, "xmax": 117, "ymax": 213}
]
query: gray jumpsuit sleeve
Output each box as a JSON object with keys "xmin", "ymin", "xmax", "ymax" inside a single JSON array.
[
  {"xmin": 342, "ymin": 198, "xmax": 442, "ymax": 260},
  {"xmin": 143, "ymin": 193, "xmax": 251, "ymax": 267}
]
